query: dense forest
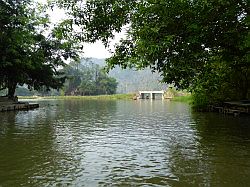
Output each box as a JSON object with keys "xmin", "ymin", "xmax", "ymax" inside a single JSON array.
[{"xmin": 1, "ymin": 0, "xmax": 249, "ymax": 109}]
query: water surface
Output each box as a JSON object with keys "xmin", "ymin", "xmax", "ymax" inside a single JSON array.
[{"xmin": 0, "ymin": 99, "xmax": 249, "ymax": 186}]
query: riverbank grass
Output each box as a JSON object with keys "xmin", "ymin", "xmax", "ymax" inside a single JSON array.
[
  {"xmin": 18, "ymin": 94, "xmax": 134, "ymax": 100},
  {"xmin": 172, "ymin": 95, "xmax": 193, "ymax": 103}
]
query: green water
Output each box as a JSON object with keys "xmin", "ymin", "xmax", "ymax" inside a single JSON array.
[{"xmin": 0, "ymin": 99, "xmax": 249, "ymax": 186}]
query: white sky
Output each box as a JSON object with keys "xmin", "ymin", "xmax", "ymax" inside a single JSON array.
[
  {"xmin": 39, "ymin": 0, "xmax": 124, "ymax": 59},
  {"xmin": 83, "ymin": 42, "xmax": 111, "ymax": 59},
  {"xmin": 83, "ymin": 30, "xmax": 126, "ymax": 59}
]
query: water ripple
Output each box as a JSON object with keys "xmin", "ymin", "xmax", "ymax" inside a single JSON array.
[{"xmin": 0, "ymin": 100, "xmax": 250, "ymax": 186}]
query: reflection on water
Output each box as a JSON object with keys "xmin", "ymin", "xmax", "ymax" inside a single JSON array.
[
  {"xmin": 0, "ymin": 100, "xmax": 249, "ymax": 186},
  {"xmin": 190, "ymin": 113, "xmax": 250, "ymax": 186}
]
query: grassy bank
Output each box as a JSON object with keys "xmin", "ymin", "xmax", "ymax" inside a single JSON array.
[
  {"xmin": 18, "ymin": 93, "xmax": 134, "ymax": 100},
  {"xmin": 172, "ymin": 95, "xmax": 193, "ymax": 103}
]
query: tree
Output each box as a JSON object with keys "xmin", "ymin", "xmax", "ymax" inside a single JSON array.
[
  {"xmin": 63, "ymin": 60, "xmax": 118, "ymax": 95},
  {"xmin": 0, "ymin": 0, "xmax": 79, "ymax": 98},
  {"xmin": 94, "ymin": 68, "xmax": 118, "ymax": 95},
  {"xmin": 57, "ymin": 0, "xmax": 249, "ymax": 107},
  {"xmin": 63, "ymin": 61, "xmax": 83, "ymax": 95}
]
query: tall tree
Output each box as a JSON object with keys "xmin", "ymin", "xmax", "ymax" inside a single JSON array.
[
  {"xmin": 0, "ymin": 0, "xmax": 79, "ymax": 98},
  {"xmin": 56, "ymin": 0, "xmax": 249, "ymax": 106}
]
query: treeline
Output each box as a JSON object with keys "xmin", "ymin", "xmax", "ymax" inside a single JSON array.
[
  {"xmin": 0, "ymin": 60, "xmax": 118, "ymax": 97},
  {"xmin": 63, "ymin": 60, "xmax": 118, "ymax": 96}
]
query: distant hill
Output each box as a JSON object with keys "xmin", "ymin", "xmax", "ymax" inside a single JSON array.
[
  {"xmin": 1, "ymin": 58, "xmax": 168, "ymax": 96},
  {"xmin": 83, "ymin": 58, "xmax": 167, "ymax": 93}
]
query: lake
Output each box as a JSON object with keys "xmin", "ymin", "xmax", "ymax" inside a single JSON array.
[{"xmin": 0, "ymin": 99, "xmax": 250, "ymax": 186}]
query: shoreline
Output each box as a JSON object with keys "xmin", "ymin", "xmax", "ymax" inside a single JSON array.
[
  {"xmin": 19, "ymin": 94, "xmax": 193, "ymax": 102},
  {"xmin": 18, "ymin": 94, "xmax": 134, "ymax": 100}
]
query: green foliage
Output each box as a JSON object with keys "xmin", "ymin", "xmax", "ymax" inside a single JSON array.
[
  {"xmin": 0, "ymin": 0, "xmax": 79, "ymax": 98},
  {"xmin": 192, "ymin": 90, "xmax": 210, "ymax": 109},
  {"xmin": 63, "ymin": 59, "xmax": 118, "ymax": 95},
  {"xmin": 57, "ymin": 0, "xmax": 249, "ymax": 108},
  {"xmin": 172, "ymin": 95, "xmax": 193, "ymax": 103}
]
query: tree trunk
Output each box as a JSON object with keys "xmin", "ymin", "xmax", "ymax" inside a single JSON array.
[
  {"xmin": 241, "ymin": 70, "xmax": 249, "ymax": 100},
  {"xmin": 7, "ymin": 82, "xmax": 17, "ymax": 99}
]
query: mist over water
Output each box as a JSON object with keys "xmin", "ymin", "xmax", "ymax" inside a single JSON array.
[{"xmin": 0, "ymin": 99, "xmax": 249, "ymax": 186}]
